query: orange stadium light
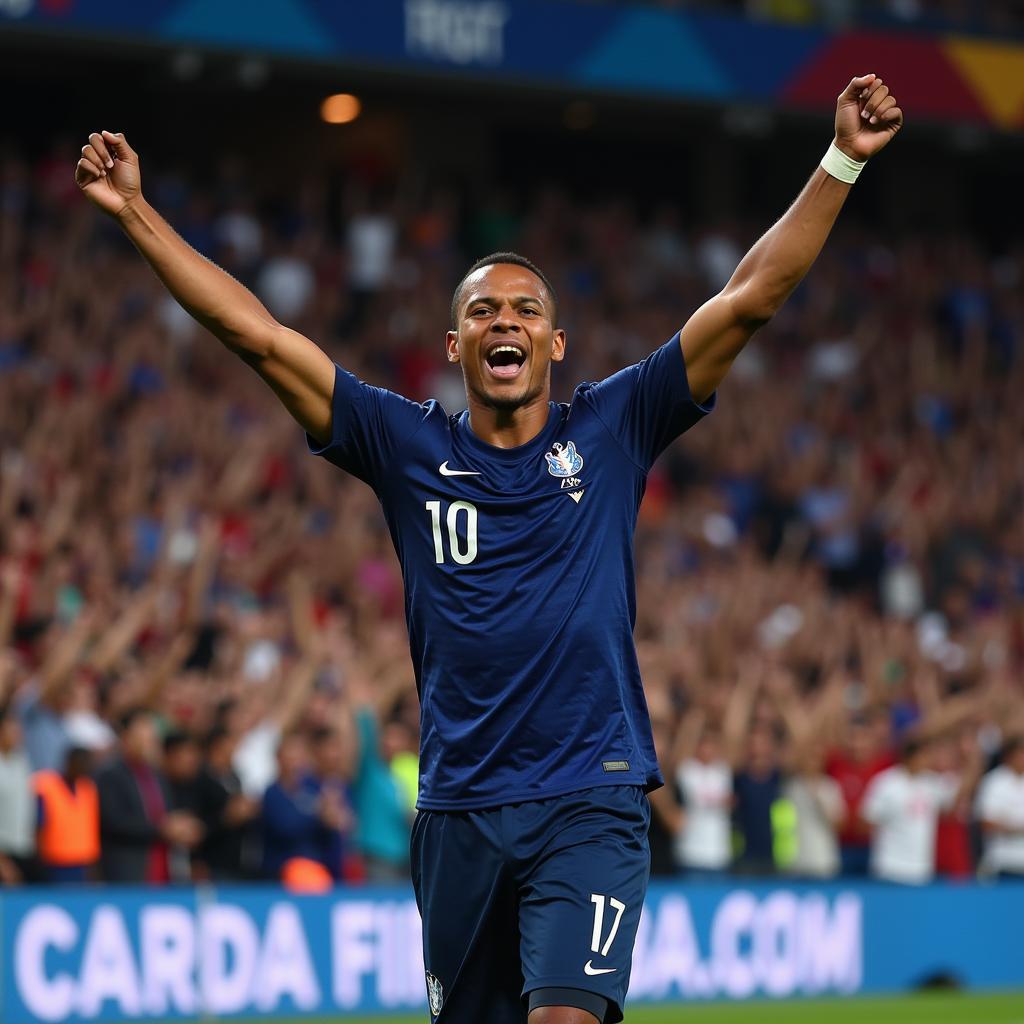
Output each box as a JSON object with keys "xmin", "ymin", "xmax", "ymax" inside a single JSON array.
[{"xmin": 320, "ymin": 93, "xmax": 361, "ymax": 125}]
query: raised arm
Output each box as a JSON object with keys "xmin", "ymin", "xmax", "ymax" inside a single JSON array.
[
  {"xmin": 680, "ymin": 74, "xmax": 903, "ymax": 403},
  {"xmin": 74, "ymin": 131, "xmax": 336, "ymax": 444}
]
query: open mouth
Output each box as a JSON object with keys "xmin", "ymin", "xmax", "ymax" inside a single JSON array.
[{"xmin": 485, "ymin": 343, "xmax": 527, "ymax": 380}]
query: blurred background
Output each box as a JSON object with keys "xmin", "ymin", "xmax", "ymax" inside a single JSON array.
[{"xmin": 0, "ymin": 1, "xmax": 1023, "ymax": 1022}]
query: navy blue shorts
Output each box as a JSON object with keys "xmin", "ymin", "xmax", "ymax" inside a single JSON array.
[{"xmin": 410, "ymin": 785, "xmax": 651, "ymax": 1024}]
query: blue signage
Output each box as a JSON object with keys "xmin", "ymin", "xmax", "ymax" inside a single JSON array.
[
  {"xmin": 2, "ymin": 0, "xmax": 1016, "ymax": 129},
  {"xmin": 2, "ymin": 881, "xmax": 1021, "ymax": 1022}
]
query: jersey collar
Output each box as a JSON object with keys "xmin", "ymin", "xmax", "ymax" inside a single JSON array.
[{"xmin": 454, "ymin": 403, "xmax": 562, "ymax": 462}]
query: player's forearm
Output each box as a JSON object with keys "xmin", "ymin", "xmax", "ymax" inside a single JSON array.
[
  {"xmin": 117, "ymin": 198, "xmax": 278, "ymax": 355},
  {"xmin": 727, "ymin": 156, "xmax": 851, "ymax": 324}
]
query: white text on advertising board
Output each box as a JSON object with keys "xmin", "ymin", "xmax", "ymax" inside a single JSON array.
[{"xmin": 13, "ymin": 891, "xmax": 861, "ymax": 1020}]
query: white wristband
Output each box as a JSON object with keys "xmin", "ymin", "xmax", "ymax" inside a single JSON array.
[{"xmin": 820, "ymin": 142, "xmax": 866, "ymax": 184}]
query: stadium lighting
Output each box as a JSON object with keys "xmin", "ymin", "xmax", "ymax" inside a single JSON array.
[
  {"xmin": 320, "ymin": 93, "xmax": 361, "ymax": 124},
  {"xmin": 169, "ymin": 49, "xmax": 203, "ymax": 81},
  {"xmin": 236, "ymin": 57, "xmax": 269, "ymax": 89}
]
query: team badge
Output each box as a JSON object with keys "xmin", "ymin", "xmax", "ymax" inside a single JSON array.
[
  {"xmin": 544, "ymin": 441, "xmax": 584, "ymax": 478},
  {"xmin": 426, "ymin": 972, "xmax": 444, "ymax": 1017}
]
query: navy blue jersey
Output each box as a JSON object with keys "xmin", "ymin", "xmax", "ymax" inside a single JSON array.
[{"xmin": 308, "ymin": 334, "xmax": 713, "ymax": 809}]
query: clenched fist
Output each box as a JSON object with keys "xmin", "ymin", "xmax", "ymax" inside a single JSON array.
[
  {"xmin": 74, "ymin": 130, "xmax": 141, "ymax": 217},
  {"xmin": 834, "ymin": 74, "xmax": 903, "ymax": 162}
]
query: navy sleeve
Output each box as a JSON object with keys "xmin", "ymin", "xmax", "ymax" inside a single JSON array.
[
  {"xmin": 579, "ymin": 333, "xmax": 715, "ymax": 470},
  {"xmin": 306, "ymin": 364, "xmax": 431, "ymax": 487}
]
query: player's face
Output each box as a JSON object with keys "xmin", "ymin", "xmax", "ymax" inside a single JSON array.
[{"xmin": 447, "ymin": 264, "xmax": 565, "ymax": 412}]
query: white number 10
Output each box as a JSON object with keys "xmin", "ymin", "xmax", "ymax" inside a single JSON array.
[{"xmin": 425, "ymin": 500, "xmax": 478, "ymax": 565}]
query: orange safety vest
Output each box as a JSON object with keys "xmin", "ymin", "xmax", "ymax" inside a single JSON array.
[{"xmin": 33, "ymin": 770, "xmax": 100, "ymax": 867}]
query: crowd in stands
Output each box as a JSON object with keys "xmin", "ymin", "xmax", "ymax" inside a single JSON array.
[{"xmin": 0, "ymin": 136, "xmax": 1021, "ymax": 888}]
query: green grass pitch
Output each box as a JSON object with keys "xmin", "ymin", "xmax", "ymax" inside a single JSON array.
[{"xmin": 251, "ymin": 991, "xmax": 1024, "ymax": 1024}]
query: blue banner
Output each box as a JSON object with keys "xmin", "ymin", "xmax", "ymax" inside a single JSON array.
[
  {"xmin": 2, "ymin": 881, "xmax": 1022, "ymax": 1022},
  {"xmin": 3, "ymin": 0, "xmax": 1019, "ymax": 130}
]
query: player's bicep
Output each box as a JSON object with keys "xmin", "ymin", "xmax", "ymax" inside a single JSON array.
[
  {"xmin": 584, "ymin": 334, "xmax": 714, "ymax": 470},
  {"xmin": 243, "ymin": 325, "xmax": 337, "ymax": 444},
  {"xmin": 304, "ymin": 362, "xmax": 429, "ymax": 486},
  {"xmin": 678, "ymin": 287, "xmax": 762, "ymax": 404}
]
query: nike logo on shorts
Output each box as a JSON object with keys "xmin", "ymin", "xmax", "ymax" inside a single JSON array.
[
  {"xmin": 584, "ymin": 960, "xmax": 617, "ymax": 976},
  {"xmin": 439, "ymin": 461, "xmax": 481, "ymax": 477}
]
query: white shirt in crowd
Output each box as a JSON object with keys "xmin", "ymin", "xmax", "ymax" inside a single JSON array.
[
  {"xmin": 347, "ymin": 213, "xmax": 396, "ymax": 290},
  {"xmin": 861, "ymin": 765, "xmax": 958, "ymax": 884},
  {"xmin": 257, "ymin": 255, "xmax": 315, "ymax": 320},
  {"xmin": 674, "ymin": 758, "xmax": 732, "ymax": 870},
  {"xmin": 783, "ymin": 776, "xmax": 844, "ymax": 878},
  {"xmin": 233, "ymin": 721, "xmax": 281, "ymax": 798},
  {"xmin": 0, "ymin": 749, "xmax": 35, "ymax": 857},
  {"xmin": 975, "ymin": 766, "xmax": 1024, "ymax": 876}
]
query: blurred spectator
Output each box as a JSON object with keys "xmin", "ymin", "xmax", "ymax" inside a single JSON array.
[
  {"xmin": 12, "ymin": 619, "xmax": 90, "ymax": 774},
  {"xmin": 331, "ymin": 634, "xmax": 416, "ymax": 883},
  {"xmin": 32, "ymin": 746, "xmax": 99, "ymax": 882},
  {"xmin": 647, "ymin": 711, "xmax": 685, "ymax": 877},
  {"xmin": 306, "ymin": 725, "xmax": 356, "ymax": 880},
  {"xmin": 260, "ymin": 730, "xmax": 346, "ymax": 882},
  {"xmin": 232, "ymin": 648, "xmax": 321, "ymax": 799},
  {"xmin": 257, "ymin": 237, "xmax": 316, "ymax": 321},
  {"xmin": 732, "ymin": 726, "xmax": 784, "ymax": 875},
  {"xmin": 861, "ymin": 737, "xmax": 967, "ymax": 884},
  {"xmin": 350, "ymin": 700, "xmax": 414, "ymax": 883},
  {"xmin": 763, "ymin": 669, "xmax": 845, "ymax": 877},
  {"xmin": 781, "ymin": 743, "xmax": 844, "ymax": 878},
  {"xmin": 0, "ymin": 703, "xmax": 35, "ymax": 884},
  {"xmin": 163, "ymin": 730, "xmax": 204, "ymax": 881},
  {"xmin": 194, "ymin": 725, "xmax": 260, "ymax": 881},
  {"xmin": 826, "ymin": 710, "xmax": 894, "ymax": 875},
  {"xmin": 932, "ymin": 727, "xmax": 981, "ymax": 879},
  {"xmin": 723, "ymin": 673, "xmax": 784, "ymax": 875},
  {"xmin": 96, "ymin": 709, "xmax": 203, "ymax": 883},
  {"xmin": 672, "ymin": 715, "xmax": 733, "ymax": 877},
  {"xmin": 976, "ymin": 737, "xmax": 1024, "ymax": 880},
  {"xmin": 164, "ymin": 730, "xmax": 203, "ymax": 815},
  {"xmin": 347, "ymin": 200, "xmax": 396, "ymax": 292}
]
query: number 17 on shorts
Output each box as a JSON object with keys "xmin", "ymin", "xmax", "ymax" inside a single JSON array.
[{"xmin": 586, "ymin": 894, "xmax": 627, "ymax": 975}]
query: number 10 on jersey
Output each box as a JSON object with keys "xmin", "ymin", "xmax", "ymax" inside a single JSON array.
[{"xmin": 425, "ymin": 500, "xmax": 478, "ymax": 565}]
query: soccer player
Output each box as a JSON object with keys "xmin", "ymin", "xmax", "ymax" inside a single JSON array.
[{"xmin": 75, "ymin": 73, "xmax": 902, "ymax": 1023}]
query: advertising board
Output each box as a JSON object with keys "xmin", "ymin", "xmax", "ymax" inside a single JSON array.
[{"xmin": 3, "ymin": 881, "xmax": 1020, "ymax": 1022}]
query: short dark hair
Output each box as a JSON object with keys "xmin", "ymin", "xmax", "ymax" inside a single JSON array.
[
  {"xmin": 450, "ymin": 252, "xmax": 558, "ymax": 328},
  {"xmin": 163, "ymin": 729, "xmax": 197, "ymax": 755},
  {"xmin": 900, "ymin": 736, "xmax": 927, "ymax": 762},
  {"xmin": 1002, "ymin": 735, "xmax": 1024, "ymax": 761},
  {"xmin": 118, "ymin": 706, "xmax": 152, "ymax": 734},
  {"xmin": 205, "ymin": 724, "xmax": 231, "ymax": 750},
  {"xmin": 310, "ymin": 725, "xmax": 337, "ymax": 747}
]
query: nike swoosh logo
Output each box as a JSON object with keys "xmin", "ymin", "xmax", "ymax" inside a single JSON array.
[
  {"xmin": 439, "ymin": 462, "xmax": 481, "ymax": 477},
  {"xmin": 584, "ymin": 961, "xmax": 617, "ymax": 976}
]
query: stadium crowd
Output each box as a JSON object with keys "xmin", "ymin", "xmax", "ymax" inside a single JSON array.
[{"xmin": 0, "ymin": 138, "xmax": 1022, "ymax": 889}]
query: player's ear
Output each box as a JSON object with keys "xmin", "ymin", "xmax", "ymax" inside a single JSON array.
[
  {"xmin": 446, "ymin": 330, "xmax": 460, "ymax": 364},
  {"xmin": 550, "ymin": 329, "xmax": 566, "ymax": 363}
]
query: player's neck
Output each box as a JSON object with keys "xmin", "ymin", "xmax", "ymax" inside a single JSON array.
[{"xmin": 465, "ymin": 391, "xmax": 550, "ymax": 449}]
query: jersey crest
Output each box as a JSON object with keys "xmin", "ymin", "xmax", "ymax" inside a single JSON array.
[
  {"xmin": 545, "ymin": 441, "xmax": 584, "ymax": 478},
  {"xmin": 426, "ymin": 972, "xmax": 444, "ymax": 1017}
]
